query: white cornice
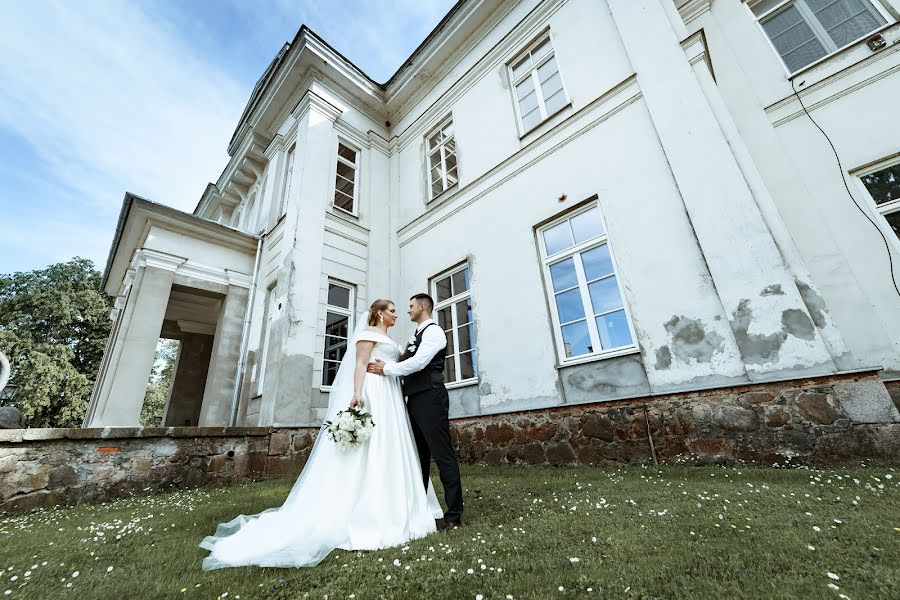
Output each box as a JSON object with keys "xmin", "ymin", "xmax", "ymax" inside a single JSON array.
[
  {"xmin": 292, "ymin": 88, "xmax": 344, "ymax": 122},
  {"xmin": 676, "ymin": 0, "xmax": 714, "ymax": 26},
  {"xmin": 133, "ymin": 248, "xmax": 188, "ymax": 272}
]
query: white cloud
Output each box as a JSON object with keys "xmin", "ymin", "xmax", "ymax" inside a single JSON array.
[{"xmin": 0, "ymin": 0, "xmax": 246, "ymax": 217}]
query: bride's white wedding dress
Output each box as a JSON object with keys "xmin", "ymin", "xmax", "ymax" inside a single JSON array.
[{"xmin": 200, "ymin": 325, "xmax": 443, "ymax": 570}]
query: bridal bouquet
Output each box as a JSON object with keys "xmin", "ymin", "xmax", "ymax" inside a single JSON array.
[{"xmin": 324, "ymin": 407, "xmax": 375, "ymax": 450}]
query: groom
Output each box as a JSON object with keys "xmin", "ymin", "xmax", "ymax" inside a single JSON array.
[{"xmin": 367, "ymin": 293, "xmax": 464, "ymax": 528}]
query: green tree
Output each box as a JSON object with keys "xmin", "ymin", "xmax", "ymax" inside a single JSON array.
[
  {"xmin": 0, "ymin": 258, "xmax": 112, "ymax": 427},
  {"xmin": 140, "ymin": 339, "xmax": 180, "ymax": 427}
]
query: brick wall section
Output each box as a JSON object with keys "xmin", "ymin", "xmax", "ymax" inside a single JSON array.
[
  {"xmin": 448, "ymin": 373, "xmax": 900, "ymax": 466},
  {"xmin": 0, "ymin": 426, "xmax": 318, "ymax": 514}
]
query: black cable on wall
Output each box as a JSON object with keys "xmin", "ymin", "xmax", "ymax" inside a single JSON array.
[{"xmin": 790, "ymin": 77, "xmax": 900, "ymax": 298}]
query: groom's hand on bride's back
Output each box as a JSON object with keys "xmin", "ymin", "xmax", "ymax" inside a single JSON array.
[{"xmin": 367, "ymin": 359, "xmax": 386, "ymax": 376}]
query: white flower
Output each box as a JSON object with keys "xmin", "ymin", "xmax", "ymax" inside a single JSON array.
[
  {"xmin": 408, "ymin": 345, "xmax": 417, "ymax": 352},
  {"xmin": 828, "ymin": 583, "xmax": 840, "ymax": 591},
  {"xmin": 569, "ymin": 557, "xmax": 580, "ymax": 563},
  {"xmin": 807, "ymin": 545, "xmax": 816, "ymax": 551},
  {"xmin": 827, "ymin": 572, "xmax": 840, "ymax": 580},
  {"xmin": 106, "ymin": 566, "xmax": 113, "ymax": 573}
]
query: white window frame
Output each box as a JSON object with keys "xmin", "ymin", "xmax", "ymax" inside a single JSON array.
[
  {"xmin": 255, "ymin": 284, "xmax": 278, "ymax": 394},
  {"xmin": 431, "ymin": 263, "xmax": 477, "ymax": 388},
  {"xmin": 749, "ymin": 0, "xmax": 892, "ymax": 75},
  {"xmin": 507, "ymin": 31, "xmax": 570, "ymax": 136},
  {"xmin": 321, "ymin": 280, "xmax": 355, "ymax": 390},
  {"xmin": 855, "ymin": 155, "xmax": 900, "ymax": 250},
  {"xmin": 425, "ymin": 116, "xmax": 459, "ymax": 201},
  {"xmin": 538, "ymin": 203, "xmax": 639, "ymax": 366},
  {"xmin": 279, "ymin": 144, "xmax": 296, "ymax": 218},
  {"xmin": 333, "ymin": 139, "xmax": 360, "ymax": 216}
]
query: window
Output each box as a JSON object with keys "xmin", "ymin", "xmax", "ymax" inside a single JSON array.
[
  {"xmin": 322, "ymin": 281, "xmax": 354, "ymax": 387},
  {"xmin": 539, "ymin": 204, "xmax": 636, "ymax": 362},
  {"xmin": 256, "ymin": 285, "xmax": 278, "ymax": 392},
  {"xmin": 426, "ymin": 118, "xmax": 458, "ymax": 200},
  {"xmin": 231, "ymin": 206, "xmax": 243, "ymax": 228},
  {"xmin": 279, "ymin": 145, "xmax": 296, "ymax": 217},
  {"xmin": 432, "ymin": 264, "xmax": 477, "ymax": 385},
  {"xmin": 860, "ymin": 159, "xmax": 900, "ymax": 242},
  {"xmin": 509, "ymin": 33, "xmax": 568, "ymax": 133},
  {"xmin": 333, "ymin": 141, "xmax": 359, "ymax": 214},
  {"xmin": 752, "ymin": 0, "xmax": 888, "ymax": 72}
]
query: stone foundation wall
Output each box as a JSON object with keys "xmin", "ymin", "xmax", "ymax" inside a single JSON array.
[
  {"xmin": 2, "ymin": 372, "xmax": 897, "ymax": 515},
  {"xmin": 449, "ymin": 372, "xmax": 900, "ymax": 466},
  {"xmin": 0, "ymin": 426, "xmax": 318, "ymax": 514}
]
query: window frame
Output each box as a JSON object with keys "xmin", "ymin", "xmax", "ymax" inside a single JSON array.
[
  {"xmin": 255, "ymin": 284, "xmax": 278, "ymax": 394},
  {"xmin": 431, "ymin": 263, "xmax": 478, "ymax": 388},
  {"xmin": 332, "ymin": 139, "xmax": 360, "ymax": 217},
  {"xmin": 537, "ymin": 202, "xmax": 639, "ymax": 366},
  {"xmin": 749, "ymin": 0, "xmax": 892, "ymax": 75},
  {"xmin": 425, "ymin": 116, "xmax": 459, "ymax": 202},
  {"xmin": 507, "ymin": 31, "xmax": 570, "ymax": 136},
  {"xmin": 855, "ymin": 155, "xmax": 900, "ymax": 250},
  {"xmin": 321, "ymin": 280, "xmax": 355, "ymax": 390},
  {"xmin": 279, "ymin": 144, "xmax": 296, "ymax": 218}
]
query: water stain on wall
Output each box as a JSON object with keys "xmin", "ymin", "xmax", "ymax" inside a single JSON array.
[{"xmin": 655, "ymin": 315, "xmax": 725, "ymax": 369}]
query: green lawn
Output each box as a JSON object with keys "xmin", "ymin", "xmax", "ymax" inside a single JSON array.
[{"xmin": 1, "ymin": 464, "xmax": 897, "ymax": 599}]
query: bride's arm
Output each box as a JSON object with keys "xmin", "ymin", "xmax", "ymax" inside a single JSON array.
[{"xmin": 351, "ymin": 340, "xmax": 375, "ymax": 408}]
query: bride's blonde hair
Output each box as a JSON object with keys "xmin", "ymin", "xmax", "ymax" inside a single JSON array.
[{"xmin": 368, "ymin": 299, "xmax": 393, "ymax": 326}]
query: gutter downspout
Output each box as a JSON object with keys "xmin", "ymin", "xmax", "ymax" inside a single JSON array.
[{"xmin": 229, "ymin": 233, "xmax": 265, "ymax": 426}]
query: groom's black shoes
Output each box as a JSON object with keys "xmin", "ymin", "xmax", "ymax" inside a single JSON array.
[{"xmin": 444, "ymin": 520, "xmax": 463, "ymax": 530}]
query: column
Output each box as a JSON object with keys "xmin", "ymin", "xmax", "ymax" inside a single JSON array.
[
  {"xmin": 162, "ymin": 332, "xmax": 213, "ymax": 427},
  {"xmin": 198, "ymin": 284, "xmax": 250, "ymax": 426},
  {"xmin": 270, "ymin": 87, "xmax": 342, "ymax": 425},
  {"xmin": 85, "ymin": 253, "xmax": 181, "ymax": 426},
  {"xmin": 607, "ymin": 0, "xmax": 835, "ymax": 379}
]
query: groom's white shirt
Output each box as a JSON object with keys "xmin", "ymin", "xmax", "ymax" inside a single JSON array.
[{"xmin": 383, "ymin": 318, "xmax": 447, "ymax": 378}]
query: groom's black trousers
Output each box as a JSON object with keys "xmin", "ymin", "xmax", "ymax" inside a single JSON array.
[{"xmin": 406, "ymin": 387, "xmax": 463, "ymax": 523}]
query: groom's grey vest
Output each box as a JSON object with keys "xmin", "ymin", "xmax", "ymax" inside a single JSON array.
[{"xmin": 399, "ymin": 323, "xmax": 446, "ymax": 396}]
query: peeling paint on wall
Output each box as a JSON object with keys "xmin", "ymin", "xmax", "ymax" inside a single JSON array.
[
  {"xmin": 662, "ymin": 315, "xmax": 725, "ymax": 365},
  {"xmin": 795, "ymin": 280, "xmax": 828, "ymax": 329},
  {"xmin": 730, "ymin": 299, "xmax": 786, "ymax": 365},
  {"xmin": 761, "ymin": 284, "xmax": 784, "ymax": 296}
]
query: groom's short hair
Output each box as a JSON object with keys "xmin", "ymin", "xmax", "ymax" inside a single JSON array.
[{"xmin": 410, "ymin": 293, "xmax": 434, "ymax": 312}]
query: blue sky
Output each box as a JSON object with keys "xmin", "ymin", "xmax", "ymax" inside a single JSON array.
[{"xmin": 0, "ymin": 0, "xmax": 456, "ymax": 275}]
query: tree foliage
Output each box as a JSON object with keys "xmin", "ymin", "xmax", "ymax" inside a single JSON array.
[
  {"xmin": 141, "ymin": 339, "xmax": 179, "ymax": 427},
  {"xmin": 0, "ymin": 258, "xmax": 112, "ymax": 427}
]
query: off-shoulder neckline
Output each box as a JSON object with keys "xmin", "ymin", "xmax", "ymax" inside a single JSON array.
[{"xmin": 357, "ymin": 329, "xmax": 395, "ymax": 344}]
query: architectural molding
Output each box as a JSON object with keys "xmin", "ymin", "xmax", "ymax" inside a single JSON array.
[
  {"xmin": 676, "ymin": 0, "xmax": 714, "ymax": 26},
  {"xmin": 292, "ymin": 88, "xmax": 343, "ymax": 123},
  {"xmin": 394, "ymin": 0, "xmax": 568, "ymax": 152},
  {"xmin": 398, "ymin": 74, "xmax": 641, "ymax": 245},
  {"xmin": 134, "ymin": 248, "xmax": 188, "ymax": 273},
  {"xmin": 766, "ymin": 49, "xmax": 900, "ymax": 127}
]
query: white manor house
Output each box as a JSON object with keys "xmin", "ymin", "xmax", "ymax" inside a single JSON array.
[{"xmin": 84, "ymin": 0, "xmax": 900, "ymax": 429}]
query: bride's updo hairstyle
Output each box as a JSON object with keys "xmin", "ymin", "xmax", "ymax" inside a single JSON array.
[{"xmin": 368, "ymin": 299, "xmax": 393, "ymax": 326}]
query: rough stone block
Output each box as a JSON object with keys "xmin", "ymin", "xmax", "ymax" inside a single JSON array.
[
  {"xmin": 796, "ymin": 392, "xmax": 842, "ymax": 425},
  {"xmin": 48, "ymin": 465, "xmax": 78, "ymax": 488},
  {"xmin": 268, "ymin": 431, "xmax": 291, "ymax": 455},
  {"xmin": 833, "ymin": 379, "xmax": 900, "ymax": 424},
  {"xmin": 581, "ymin": 414, "xmax": 615, "ymax": 441}
]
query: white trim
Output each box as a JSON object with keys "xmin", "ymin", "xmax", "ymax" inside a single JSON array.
[
  {"xmin": 431, "ymin": 262, "xmax": 478, "ymax": 385},
  {"xmin": 748, "ymin": 0, "xmax": 891, "ymax": 76},
  {"xmin": 425, "ymin": 115, "xmax": 459, "ymax": 201},
  {"xmin": 854, "ymin": 155, "xmax": 900, "ymax": 251},
  {"xmin": 333, "ymin": 138, "xmax": 361, "ymax": 216},
  {"xmin": 537, "ymin": 202, "xmax": 639, "ymax": 365},
  {"xmin": 321, "ymin": 279, "xmax": 356, "ymax": 387},
  {"xmin": 507, "ymin": 30, "xmax": 571, "ymax": 136}
]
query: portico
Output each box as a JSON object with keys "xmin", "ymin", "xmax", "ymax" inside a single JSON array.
[{"xmin": 83, "ymin": 195, "xmax": 258, "ymax": 427}]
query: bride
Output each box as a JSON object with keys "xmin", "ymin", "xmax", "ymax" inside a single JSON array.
[{"xmin": 199, "ymin": 299, "xmax": 443, "ymax": 570}]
